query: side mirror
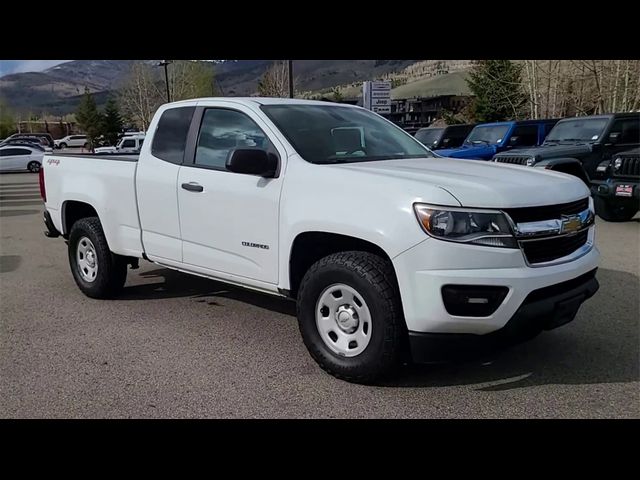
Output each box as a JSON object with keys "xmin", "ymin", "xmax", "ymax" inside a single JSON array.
[
  {"xmin": 608, "ymin": 132, "xmax": 621, "ymax": 144},
  {"xmin": 441, "ymin": 138, "xmax": 450, "ymax": 146},
  {"xmin": 226, "ymin": 149, "xmax": 278, "ymax": 178}
]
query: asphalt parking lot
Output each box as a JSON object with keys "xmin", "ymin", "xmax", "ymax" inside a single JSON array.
[{"xmin": 0, "ymin": 172, "xmax": 638, "ymax": 418}]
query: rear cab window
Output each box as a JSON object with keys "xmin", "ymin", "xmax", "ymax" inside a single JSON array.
[{"xmin": 151, "ymin": 106, "xmax": 196, "ymax": 164}]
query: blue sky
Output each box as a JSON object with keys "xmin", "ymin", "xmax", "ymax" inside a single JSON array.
[{"xmin": 0, "ymin": 60, "xmax": 71, "ymax": 77}]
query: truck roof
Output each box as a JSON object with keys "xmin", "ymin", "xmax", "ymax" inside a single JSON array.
[
  {"xmin": 164, "ymin": 97, "xmax": 357, "ymax": 108},
  {"xmin": 555, "ymin": 112, "xmax": 639, "ymax": 122},
  {"xmin": 473, "ymin": 118, "xmax": 559, "ymax": 128}
]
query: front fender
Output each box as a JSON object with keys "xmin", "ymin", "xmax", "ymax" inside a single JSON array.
[{"xmin": 534, "ymin": 157, "xmax": 590, "ymax": 184}]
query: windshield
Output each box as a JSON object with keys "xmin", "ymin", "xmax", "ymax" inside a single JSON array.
[
  {"xmin": 414, "ymin": 128, "xmax": 444, "ymax": 146},
  {"xmin": 261, "ymin": 104, "xmax": 434, "ymax": 164},
  {"xmin": 544, "ymin": 117, "xmax": 608, "ymax": 143},
  {"xmin": 464, "ymin": 125, "xmax": 510, "ymax": 145}
]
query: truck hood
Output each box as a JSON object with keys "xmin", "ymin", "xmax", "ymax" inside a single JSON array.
[
  {"xmin": 496, "ymin": 143, "xmax": 593, "ymax": 160},
  {"xmin": 437, "ymin": 144, "xmax": 497, "ymax": 159},
  {"xmin": 335, "ymin": 156, "xmax": 590, "ymax": 208}
]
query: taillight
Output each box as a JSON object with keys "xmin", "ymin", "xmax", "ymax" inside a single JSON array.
[{"xmin": 39, "ymin": 166, "xmax": 46, "ymax": 202}]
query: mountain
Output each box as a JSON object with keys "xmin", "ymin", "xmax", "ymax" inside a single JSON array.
[{"xmin": 0, "ymin": 59, "xmax": 466, "ymax": 116}]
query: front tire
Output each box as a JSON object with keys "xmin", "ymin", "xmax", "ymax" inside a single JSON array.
[
  {"xmin": 594, "ymin": 195, "xmax": 638, "ymax": 222},
  {"xmin": 297, "ymin": 251, "xmax": 405, "ymax": 384},
  {"xmin": 59, "ymin": 142, "xmax": 67, "ymax": 149},
  {"xmin": 27, "ymin": 161, "xmax": 40, "ymax": 173},
  {"xmin": 68, "ymin": 217, "xmax": 128, "ymax": 298}
]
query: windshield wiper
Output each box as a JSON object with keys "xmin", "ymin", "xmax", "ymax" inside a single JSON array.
[{"xmin": 471, "ymin": 140, "xmax": 490, "ymax": 145}]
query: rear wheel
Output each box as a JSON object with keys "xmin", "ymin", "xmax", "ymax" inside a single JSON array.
[
  {"xmin": 594, "ymin": 196, "xmax": 638, "ymax": 222},
  {"xmin": 297, "ymin": 251, "xmax": 405, "ymax": 384},
  {"xmin": 27, "ymin": 161, "xmax": 40, "ymax": 173},
  {"xmin": 68, "ymin": 217, "xmax": 128, "ymax": 298}
]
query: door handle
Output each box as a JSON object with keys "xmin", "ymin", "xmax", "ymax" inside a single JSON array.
[{"xmin": 181, "ymin": 182, "xmax": 204, "ymax": 192}]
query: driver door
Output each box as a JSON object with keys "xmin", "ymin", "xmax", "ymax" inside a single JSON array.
[{"xmin": 177, "ymin": 104, "xmax": 285, "ymax": 284}]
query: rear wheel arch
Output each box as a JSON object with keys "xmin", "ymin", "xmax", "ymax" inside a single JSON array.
[{"xmin": 62, "ymin": 200, "xmax": 100, "ymax": 237}]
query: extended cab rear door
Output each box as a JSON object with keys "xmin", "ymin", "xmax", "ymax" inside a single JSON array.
[
  {"xmin": 176, "ymin": 101, "xmax": 285, "ymax": 284},
  {"xmin": 136, "ymin": 105, "xmax": 197, "ymax": 262}
]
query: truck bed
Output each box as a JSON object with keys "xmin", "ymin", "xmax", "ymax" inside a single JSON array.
[
  {"xmin": 43, "ymin": 153, "xmax": 144, "ymax": 258},
  {"xmin": 46, "ymin": 152, "xmax": 139, "ymax": 162}
]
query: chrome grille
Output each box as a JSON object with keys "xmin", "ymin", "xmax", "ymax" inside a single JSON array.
[
  {"xmin": 520, "ymin": 230, "xmax": 589, "ymax": 265},
  {"xmin": 503, "ymin": 198, "xmax": 589, "ymax": 223}
]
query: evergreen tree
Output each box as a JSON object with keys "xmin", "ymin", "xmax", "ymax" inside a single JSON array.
[
  {"xmin": 466, "ymin": 60, "xmax": 526, "ymax": 122},
  {"xmin": 0, "ymin": 99, "xmax": 16, "ymax": 138},
  {"xmin": 76, "ymin": 88, "xmax": 103, "ymax": 150},
  {"xmin": 102, "ymin": 98, "xmax": 124, "ymax": 146}
]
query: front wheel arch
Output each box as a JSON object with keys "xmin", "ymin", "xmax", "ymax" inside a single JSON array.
[{"xmin": 535, "ymin": 158, "xmax": 590, "ymax": 185}]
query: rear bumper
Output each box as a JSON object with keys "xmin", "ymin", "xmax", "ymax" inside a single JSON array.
[
  {"xmin": 43, "ymin": 210, "xmax": 61, "ymax": 238},
  {"xmin": 409, "ymin": 268, "xmax": 599, "ymax": 363}
]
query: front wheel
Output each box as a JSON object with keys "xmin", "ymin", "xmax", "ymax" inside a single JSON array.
[
  {"xmin": 59, "ymin": 142, "xmax": 67, "ymax": 149},
  {"xmin": 297, "ymin": 251, "xmax": 405, "ymax": 384},
  {"xmin": 68, "ymin": 217, "xmax": 128, "ymax": 298},
  {"xmin": 594, "ymin": 195, "xmax": 638, "ymax": 222},
  {"xmin": 27, "ymin": 161, "xmax": 40, "ymax": 173}
]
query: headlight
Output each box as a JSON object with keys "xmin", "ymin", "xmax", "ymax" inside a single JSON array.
[
  {"xmin": 526, "ymin": 157, "xmax": 535, "ymax": 167},
  {"xmin": 613, "ymin": 157, "xmax": 622, "ymax": 171},
  {"xmin": 413, "ymin": 204, "xmax": 517, "ymax": 248}
]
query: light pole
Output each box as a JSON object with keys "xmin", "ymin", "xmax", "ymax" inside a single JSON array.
[
  {"xmin": 158, "ymin": 60, "xmax": 172, "ymax": 103},
  {"xmin": 288, "ymin": 60, "xmax": 294, "ymax": 98}
]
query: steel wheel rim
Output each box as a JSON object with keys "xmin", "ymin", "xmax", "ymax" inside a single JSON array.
[
  {"xmin": 76, "ymin": 236, "xmax": 98, "ymax": 283},
  {"xmin": 315, "ymin": 283, "xmax": 372, "ymax": 357}
]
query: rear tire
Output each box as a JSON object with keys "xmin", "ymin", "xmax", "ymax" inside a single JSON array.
[
  {"xmin": 594, "ymin": 196, "xmax": 638, "ymax": 222},
  {"xmin": 68, "ymin": 217, "xmax": 128, "ymax": 299},
  {"xmin": 297, "ymin": 251, "xmax": 405, "ymax": 384},
  {"xmin": 27, "ymin": 161, "xmax": 40, "ymax": 173}
]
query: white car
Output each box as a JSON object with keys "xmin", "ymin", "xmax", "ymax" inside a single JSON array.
[
  {"xmin": 40, "ymin": 98, "xmax": 600, "ymax": 383},
  {"xmin": 54, "ymin": 135, "xmax": 88, "ymax": 149},
  {"xmin": 0, "ymin": 145, "xmax": 44, "ymax": 173},
  {"xmin": 94, "ymin": 135, "xmax": 145, "ymax": 154}
]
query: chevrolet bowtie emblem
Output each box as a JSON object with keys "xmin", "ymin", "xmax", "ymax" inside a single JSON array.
[{"xmin": 560, "ymin": 215, "xmax": 582, "ymax": 234}]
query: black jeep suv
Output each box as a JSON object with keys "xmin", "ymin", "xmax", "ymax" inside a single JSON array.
[{"xmin": 492, "ymin": 113, "xmax": 640, "ymax": 221}]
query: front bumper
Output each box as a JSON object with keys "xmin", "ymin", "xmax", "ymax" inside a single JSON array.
[
  {"xmin": 392, "ymin": 226, "xmax": 600, "ymax": 336},
  {"xmin": 591, "ymin": 179, "xmax": 640, "ymax": 201},
  {"xmin": 408, "ymin": 268, "xmax": 598, "ymax": 362}
]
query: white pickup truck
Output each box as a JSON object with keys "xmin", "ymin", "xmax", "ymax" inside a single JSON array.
[{"xmin": 40, "ymin": 97, "xmax": 600, "ymax": 383}]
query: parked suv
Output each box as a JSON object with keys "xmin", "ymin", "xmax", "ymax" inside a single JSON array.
[
  {"xmin": 54, "ymin": 135, "xmax": 88, "ymax": 149},
  {"xmin": 590, "ymin": 148, "xmax": 639, "ymax": 221},
  {"xmin": 414, "ymin": 124, "xmax": 475, "ymax": 150},
  {"xmin": 7, "ymin": 133, "xmax": 55, "ymax": 149},
  {"xmin": 438, "ymin": 119, "xmax": 559, "ymax": 160},
  {"xmin": 492, "ymin": 113, "xmax": 640, "ymax": 220}
]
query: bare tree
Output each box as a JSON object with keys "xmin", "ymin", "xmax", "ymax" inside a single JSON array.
[
  {"xmin": 118, "ymin": 61, "xmax": 216, "ymax": 130},
  {"xmin": 118, "ymin": 62, "xmax": 163, "ymax": 131},
  {"xmin": 167, "ymin": 60, "xmax": 216, "ymax": 101},
  {"xmin": 257, "ymin": 61, "xmax": 290, "ymax": 97},
  {"xmin": 520, "ymin": 60, "xmax": 640, "ymax": 119}
]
